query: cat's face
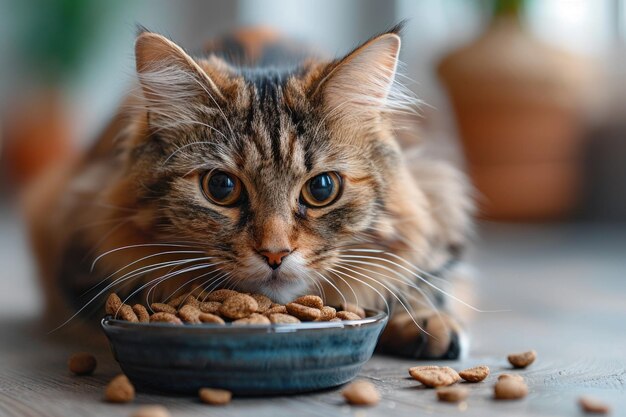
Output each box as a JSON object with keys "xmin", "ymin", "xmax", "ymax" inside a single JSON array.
[{"xmin": 129, "ymin": 31, "xmax": 413, "ymax": 302}]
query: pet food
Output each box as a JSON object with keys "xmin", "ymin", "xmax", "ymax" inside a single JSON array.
[
  {"xmin": 459, "ymin": 365, "xmax": 490, "ymax": 382},
  {"xmin": 286, "ymin": 302, "xmax": 322, "ymax": 321},
  {"xmin": 104, "ymin": 374, "xmax": 135, "ymax": 403},
  {"xmin": 578, "ymin": 396, "xmax": 610, "ymax": 414},
  {"xmin": 149, "ymin": 312, "xmax": 183, "ymax": 324},
  {"xmin": 494, "ymin": 377, "xmax": 528, "ymax": 400},
  {"xmin": 507, "ymin": 350, "xmax": 536, "ymax": 368},
  {"xmin": 219, "ymin": 294, "xmax": 258, "ymax": 319},
  {"xmin": 68, "ymin": 352, "xmax": 97, "ymax": 375},
  {"xmin": 199, "ymin": 387, "xmax": 232, "ymax": 405},
  {"xmin": 132, "ymin": 304, "xmax": 150, "ymax": 322},
  {"xmin": 342, "ymin": 380, "xmax": 380, "ymax": 406},
  {"xmin": 132, "ymin": 405, "xmax": 170, "ymax": 417},
  {"xmin": 268, "ymin": 313, "xmax": 301, "ymax": 324},
  {"xmin": 409, "ymin": 366, "xmax": 460, "ymax": 388},
  {"xmin": 436, "ymin": 386, "xmax": 469, "ymax": 403}
]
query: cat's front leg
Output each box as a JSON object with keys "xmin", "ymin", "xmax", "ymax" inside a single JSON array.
[{"xmin": 377, "ymin": 309, "xmax": 466, "ymax": 359}]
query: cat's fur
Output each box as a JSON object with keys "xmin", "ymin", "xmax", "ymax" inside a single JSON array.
[{"xmin": 25, "ymin": 25, "xmax": 474, "ymax": 358}]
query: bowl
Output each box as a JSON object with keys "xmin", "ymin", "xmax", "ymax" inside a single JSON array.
[{"xmin": 101, "ymin": 309, "xmax": 387, "ymax": 395}]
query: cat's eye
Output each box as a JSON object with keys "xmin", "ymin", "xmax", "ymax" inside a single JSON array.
[
  {"xmin": 200, "ymin": 170, "xmax": 243, "ymax": 206},
  {"xmin": 300, "ymin": 172, "xmax": 342, "ymax": 208}
]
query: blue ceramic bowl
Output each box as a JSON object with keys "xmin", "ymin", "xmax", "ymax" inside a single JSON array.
[{"xmin": 101, "ymin": 309, "xmax": 387, "ymax": 395}]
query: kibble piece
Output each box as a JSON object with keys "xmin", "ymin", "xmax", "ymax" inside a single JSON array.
[
  {"xmin": 408, "ymin": 365, "xmax": 440, "ymax": 375},
  {"xmin": 151, "ymin": 303, "xmax": 177, "ymax": 315},
  {"xmin": 436, "ymin": 386, "xmax": 469, "ymax": 403},
  {"xmin": 68, "ymin": 352, "xmax": 97, "ymax": 376},
  {"xmin": 459, "ymin": 365, "xmax": 490, "ymax": 382},
  {"xmin": 508, "ymin": 350, "xmax": 536, "ymax": 368},
  {"xmin": 199, "ymin": 301, "xmax": 221, "ymax": 314},
  {"xmin": 336, "ymin": 311, "xmax": 362, "ymax": 321},
  {"xmin": 264, "ymin": 305, "xmax": 287, "ymax": 316},
  {"xmin": 250, "ymin": 294, "xmax": 273, "ymax": 313},
  {"xmin": 341, "ymin": 302, "xmax": 366, "ymax": 319},
  {"xmin": 286, "ymin": 303, "xmax": 322, "ymax": 321},
  {"xmin": 494, "ymin": 378, "xmax": 528, "ymax": 400},
  {"xmin": 105, "ymin": 293, "xmax": 123, "ymax": 315},
  {"xmin": 132, "ymin": 405, "xmax": 171, "ymax": 417},
  {"xmin": 119, "ymin": 304, "xmax": 139, "ymax": 322},
  {"xmin": 182, "ymin": 295, "xmax": 200, "ymax": 309},
  {"xmin": 269, "ymin": 313, "xmax": 301, "ymax": 324},
  {"xmin": 329, "ymin": 318, "xmax": 342, "ymax": 322},
  {"xmin": 233, "ymin": 313, "xmax": 271, "ymax": 325},
  {"xmin": 132, "ymin": 304, "xmax": 150, "ymax": 323},
  {"xmin": 178, "ymin": 305, "xmax": 202, "ymax": 324},
  {"xmin": 104, "ymin": 374, "xmax": 135, "ymax": 403},
  {"xmin": 342, "ymin": 380, "xmax": 380, "ymax": 406},
  {"xmin": 409, "ymin": 366, "xmax": 460, "ymax": 388},
  {"xmin": 498, "ymin": 373, "xmax": 524, "ymax": 382},
  {"xmin": 166, "ymin": 293, "xmax": 188, "ymax": 308},
  {"xmin": 317, "ymin": 306, "xmax": 337, "ymax": 321},
  {"xmin": 207, "ymin": 289, "xmax": 240, "ymax": 302},
  {"xmin": 150, "ymin": 312, "xmax": 183, "ymax": 324},
  {"xmin": 199, "ymin": 312, "xmax": 226, "ymax": 324},
  {"xmin": 199, "ymin": 387, "xmax": 232, "ymax": 405},
  {"xmin": 578, "ymin": 396, "xmax": 610, "ymax": 414},
  {"xmin": 220, "ymin": 294, "xmax": 258, "ymax": 319},
  {"xmin": 293, "ymin": 295, "xmax": 324, "ymax": 309}
]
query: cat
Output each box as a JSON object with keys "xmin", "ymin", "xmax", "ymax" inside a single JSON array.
[{"xmin": 24, "ymin": 24, "xmax": 474, "ymax": 359}]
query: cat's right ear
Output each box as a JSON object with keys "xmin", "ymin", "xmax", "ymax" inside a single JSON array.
[{"xmin": 135, "ymin": 32, "xmax": 225, "ymax": 127}]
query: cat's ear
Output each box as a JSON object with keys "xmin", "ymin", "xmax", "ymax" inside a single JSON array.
[
  {"xmin": 135, "ymin": 31, "xmax": 225, "ymax": 126},
  {"xmin": 315, "ymin": 32, "xmax": 404, "ymax": 122}
]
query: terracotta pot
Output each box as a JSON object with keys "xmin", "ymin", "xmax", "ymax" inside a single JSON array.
[{"xmin": 438, "ymin": 16, "xmax": 589, "ymax": 221}]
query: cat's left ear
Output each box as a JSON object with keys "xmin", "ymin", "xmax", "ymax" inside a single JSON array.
[
  {"xmin": 135, "ymin": 31, "xmax": 225, "ymax": 126},
  {"xmin": 314, "ymin": 31, "xmax": 402, "ymax": 121}
]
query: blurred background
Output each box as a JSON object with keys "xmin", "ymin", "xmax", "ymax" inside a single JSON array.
[{"xmin": 0, "ymin": 0, "xmax": 624, "ymax": 317}]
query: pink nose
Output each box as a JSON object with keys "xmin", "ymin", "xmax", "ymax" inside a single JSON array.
[{"xmin": 259, "ymin": 250, "xmax": 291, "ymax": 269}]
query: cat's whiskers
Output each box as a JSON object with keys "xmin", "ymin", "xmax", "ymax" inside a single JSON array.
[
  {"xmin": 91, "ymin": 242, "xmax": 203, "ymax": 272},
  {"xmin": 310, "ymin": 270, "xmax": 348, "ymax": 307}
]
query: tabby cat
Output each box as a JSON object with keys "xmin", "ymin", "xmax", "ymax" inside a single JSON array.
[{"xmin": 26, "ymin": 24, "xmax": 474, "ymax": 358}]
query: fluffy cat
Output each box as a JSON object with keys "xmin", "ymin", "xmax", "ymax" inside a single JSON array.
[{"xmin": 25, "ymin": 24, "xmax": 474, "ymax": 358}]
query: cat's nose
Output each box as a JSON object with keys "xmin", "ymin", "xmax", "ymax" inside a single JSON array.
[{"xmin": 258, "ymin": 249, "xmax": 291, "ymax": 270}]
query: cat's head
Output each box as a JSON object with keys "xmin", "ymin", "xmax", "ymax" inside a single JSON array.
[{"xmin": 123, "ymin": 27, "xmax": 423, "ymax": 302}]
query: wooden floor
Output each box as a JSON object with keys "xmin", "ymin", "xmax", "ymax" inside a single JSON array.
[{"xmin": 1, "ymin": 207, "xmax": 625, "ymax": 416}]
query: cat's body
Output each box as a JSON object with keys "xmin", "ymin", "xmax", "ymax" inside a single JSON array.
[{"xmin": 26, "ymin": 25, "xmax": 474, "ymax": 358}]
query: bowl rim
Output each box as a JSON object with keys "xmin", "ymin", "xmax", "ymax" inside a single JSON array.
[{"xmin": 101, "ymin": 308, "xmax": 387, "ymax": 335}]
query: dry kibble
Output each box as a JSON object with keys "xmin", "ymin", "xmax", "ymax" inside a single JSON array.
[
  {"xmin": 105, "ymin": 293, "xmax": 122, "ymax": 315},
  {"xmin": 207, "ymin": 289, "xmax": 240, "ymax": 302},
  {"xmin": 329, "ymin": 318, "xmax": 342, "ymax": 322},
  {"xmin": 498, "ymin": 373, "xmax": 524, "ymax": 382},
  {"xmin": 286, "ymin": 303, "xmax": 322, "ymax": 321},
  {"xmin": 199, "ymin": 312, "xmax": 226, "ymax": 324},
  {"xmin": 150, "ymin": 312, "xmax": 183, "ymax": 324},
  {"xmin": 233, "ymin": 313, "xmax": 271, "ymax": 325},
  {"xmin": 436, "ymin": 386, "xmax": 469, "ymax": 403},
  {"xmin": 199, "ymin": 301, "xmax": 221, "ymax": 314},
  {"xmin": 579, "ymin": 396, "xmax": 611, "ymax": 414},
  {"xmin": 342, "ymin": 380, "xmax": 380, "ymax": 406},
  {"xmin": 264, "ymin": 305, "xmax": 287, "ymax": 316},
  {"xmin": 341, "ymin": 302, "xmax": 366, "ymax": 319},
  {"xmin": 508, "ymin": 350, "xmax": 537, "ymax": 368},
  {"xmin": 182, "ymin": 295, "xmax": 200, "ymax": 309},
  {"xmin": 68, "ymin": 352, "xmax": 97, "ymax": 375},
  {"xmin": 409, "ymin": 366, "xmax": 460, "ymax": 388},
  {"xmin": 104, "ymin": 374, "xmax": 135, "ymax": 403},
  {"xmin": 132, "ymin": 304, "xmax": 150, "ymax": 323},
  {"xmin": 220, "ymin": 294, "xmax": 258, "ymax": 319},
  {"xmin": 317, "ymin": 306, "xmax": 337, "ymax": 321},
  {"xmin": 119, "ymin": 304, "xmax": 139, "ymax": 322},
  {"xmin": 293, "ymin": 295, "xmax": 324, "ymax": 309},
  {"xmin": 151, "ymin": 303, "xmax": 177, "ymax": 315},
  {"xmin": 132, "ymin": 405, "xmax": 171, "ymax": 417},
  {"xmin": 459, "ymin": 365, "xmax": 490, "ymax": 382},
  {"xmin": 199, "ymin": 387, "xmax": 232, "ymax": 405},
  {"xmin": 269, "ymin": 313, "xmax": 301, "ymax": 324},
  {"xmin": 336, "ymin": 311, "xmax": 362, "ymax": 321},
  {"xmin": 178, "ymin": 305, "xmax": 202, "ymax": 324},
  {"xmin": 250, "ymin": 293, "xmax": 273, "ymax": 313},
  {"xmin": 494, "ymin": 377, "xmax": 528, "ymax": 400},
  {"xmin": 166, "ymin": 294, "xmax": 188, "ymax": 308}
]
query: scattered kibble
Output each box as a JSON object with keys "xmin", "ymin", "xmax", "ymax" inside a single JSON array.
[
  {"xmin": 104, "ymin": 374, "xmax": 135, "ymax": 403},
  {"xmin": 131, "ymin": 405, "xmax": 170, "ymax": 417},
  {"xmin": 68, "ymin": 352, "xmax": 97, "ymax": 376},
  {"xmin": 436, "ymin": 386, "xmax": 469, "ymax": 403},
  {"xmin": 409, "ymin": 366, "xmax": 460, "ymax": 388},
  {"xmin": 199, "ymin": 387, "xmax": 232, "ymax": 405},
  {"xmin": 459, "ymin": 365, "xmax": 490, "ymax": 382},
  {"xmin": 342, "ymin": 380, "xmax": 380, "ymax": 406},
  {"xmin": 494, "ymin": 377, "xmax": 528, "ymax": 400},
  {"xmin": 579, "ymin": 396, "xmax": 611, "ymax": 414}
]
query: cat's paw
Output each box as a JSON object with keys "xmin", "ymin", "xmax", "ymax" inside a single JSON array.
[{"xmin": 377, "ymin": 310, "xmax": 466, "ymax": 359}]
